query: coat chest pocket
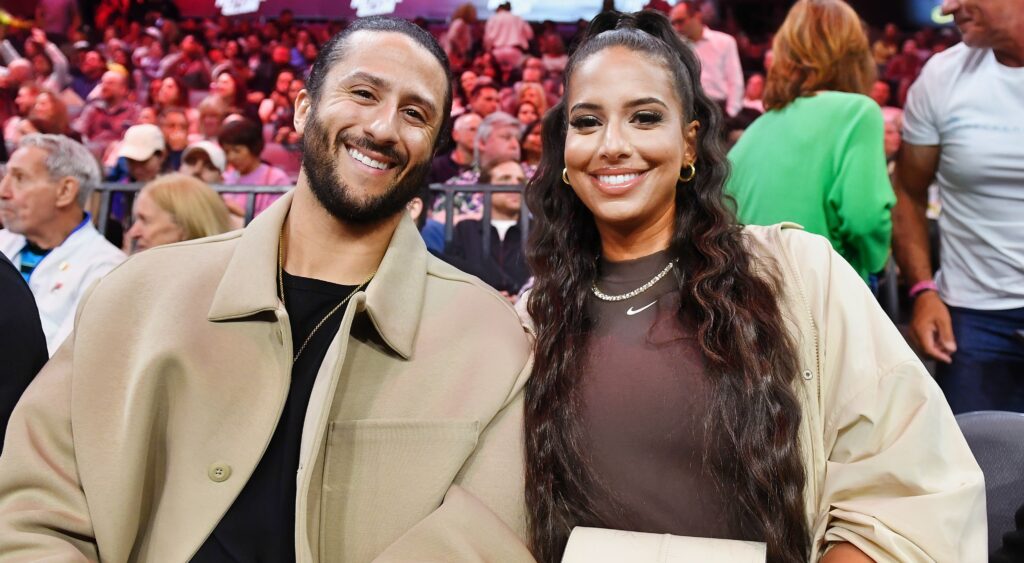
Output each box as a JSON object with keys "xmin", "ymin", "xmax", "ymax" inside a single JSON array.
[{"xmin": 319, "ymin": 419, "xmax": 480, "ymax": 559}]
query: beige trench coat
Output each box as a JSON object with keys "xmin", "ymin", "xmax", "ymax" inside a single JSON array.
[
  {"xmin": 0, "ymin": 193, "xmax": 535, "ymax": 562},
  {"xmin": 516, "ymin": 223, "xmax": 986, "ymax": 562}
]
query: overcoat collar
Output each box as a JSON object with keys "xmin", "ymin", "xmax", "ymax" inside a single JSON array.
[{"xmin": 207, "ymin": 190, "xmax": 427, "ymax": 359}]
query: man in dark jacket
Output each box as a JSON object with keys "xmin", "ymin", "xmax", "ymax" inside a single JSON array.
[
  {"xmin": 445, "ymin": 157, "xmax": 529, "ymax": 296},
  {"xmin": 0, "ymin": 253, "xmax": 48, "ymax": 451}
]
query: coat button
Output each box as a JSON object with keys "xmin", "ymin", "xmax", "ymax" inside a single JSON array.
[
  {"xmin": 802, "ymin": 369, "xmax": 814, "ymax": 381},
  {"xmin": 208, "ymin": 462, "xmax": 232, "ymax": 482}
]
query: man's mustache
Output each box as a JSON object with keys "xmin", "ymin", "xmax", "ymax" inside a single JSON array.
[{"xmin": 333, "ymin": 131, "xmax": 407, "ymax": 168}]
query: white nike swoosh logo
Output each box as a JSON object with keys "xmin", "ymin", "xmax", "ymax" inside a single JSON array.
[{"xmin": 626, "ymin": 301, "xmax": 658, "ymax": 316}]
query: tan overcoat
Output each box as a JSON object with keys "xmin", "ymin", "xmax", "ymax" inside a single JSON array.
[{"xmin": 0, "ymin": 193, "xmax": 536, "ymax": 562}]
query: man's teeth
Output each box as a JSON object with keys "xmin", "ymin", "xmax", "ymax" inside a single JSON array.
[
  {"xmin": 598, "ymin": 173, "xmax": 641, "ymax": 185},
  {"xmin": 348, "ymin": 148, "xmax": 391, "ymax": 170}
]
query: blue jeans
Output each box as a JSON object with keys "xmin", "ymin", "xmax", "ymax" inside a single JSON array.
[{"xmin": 935, "ymin": 306, "xmax": 1024, "ymax": 414}]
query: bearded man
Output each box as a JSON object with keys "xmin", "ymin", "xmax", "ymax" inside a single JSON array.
[{"xmin": 0, "ymin": 17, "xmax": 534, "ymax": 563}]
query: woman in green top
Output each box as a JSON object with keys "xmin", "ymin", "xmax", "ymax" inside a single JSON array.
[{"xmin": 726, "ymin": 0, "xmax": 894, "ymax": 280}]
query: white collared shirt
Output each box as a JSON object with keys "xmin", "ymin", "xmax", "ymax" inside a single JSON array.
[
  {"xmin": 685, "ymin": 27, "xmax": 745, "ymax": 117},
  {"xmin": 0, "ymin": 222, "xmax": 125, "ymax": 354}
]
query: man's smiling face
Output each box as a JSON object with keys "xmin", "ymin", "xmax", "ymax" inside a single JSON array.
[{"xmin": 295, "ymin": 30, "xmax": 448, "ymax": 224}]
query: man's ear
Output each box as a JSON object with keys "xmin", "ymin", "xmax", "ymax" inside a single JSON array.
[
  {"xmin": 294, "ymin": 89, "xmax": 312, "ymax": 136},
  {"xmin": 54, "ymin": 176, "xmax": 80, "ymax": 209}
]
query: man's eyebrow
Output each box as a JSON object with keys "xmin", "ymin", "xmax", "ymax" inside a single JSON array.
[
  {"xmin": 343, "ymin": 71, "xmax": 438, "ymax": 119},
  {"xmin": 344, "ymin": 71, "xmax": 390, "ymax": 91}
]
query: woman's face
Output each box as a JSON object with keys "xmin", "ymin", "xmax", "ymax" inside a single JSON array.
[
  {"xmin": 15, "ymin": 87, "xmax": 38, "ymax": 115},
  {"xmin": 460, "ymin": 71, "xmax": 477, "ymax": 96},
  {"xmin": 127, "ymin": 190, "xmax": 184, "ymax": 253},
  {"xmin": 520, "ymin": 87, "xmax": 544, "ymax": 108},
  {"xmin": 523, "ymin": 124, "xmax": 542, "ymax": 156},
  {"xmin": 138, "ymin": 106, "xmax": 158, "ymax": 124},
  {"xmin": 213, "ymin": 73, "xmax": 237, "ymax": 99},
  {"xmin": 563, "ymin": 47, "xmax": 696, "ymax": 232},
  {"xmin": 32, "ymin": 94, "xmax": 55, "ymax": 120},
  {"xmin": 158, "ymin": 78, "xmax": 181, "ymax": 106},
  {"xmin": 517, "ymin": 102, "xmax": 539, "ymax": 125},
  {"xmin": 288, "ymin": 79, "xmax": 304, "ymax": 103}
]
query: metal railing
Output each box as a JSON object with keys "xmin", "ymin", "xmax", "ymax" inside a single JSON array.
[{"xmin": 94, "ymin": 182, "xmax": 530, "ymax": 258}]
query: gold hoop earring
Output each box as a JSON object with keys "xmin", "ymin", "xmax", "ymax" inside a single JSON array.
[
  {"xmin": 679, "ymin": 162, "xmax": 696, "ymax": 183},
  {"xmin": 562, "ymin": 167, "xmax": 571, "ymax": 185}
]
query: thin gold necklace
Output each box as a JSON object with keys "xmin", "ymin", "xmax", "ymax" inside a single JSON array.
[{"xmin": 278, "ymin": 225, "xmax": 374, "ymax": 362}]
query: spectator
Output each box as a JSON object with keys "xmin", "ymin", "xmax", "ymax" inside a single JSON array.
[
  {"xmin": 0, "ymin": 134, "xmax": 126, "ymax": 354},
  {"xmin": 446, "ymin": 158, "xmax": 529, "ymax": 296},
  {"xmin": 515, "ymin": 81, "xmax": 548, "ymax": 119},
  {"xmin": 159, "ymin": 107, "xmax": 190, "ymax": 170},
  {"xmin": 0, "ymin": 253, "xmax": 48, "ymax": 453},
  {"xmin": 210, "ymin": 68, "xmax": 255, "ymax": 119},
  {"xmin": 73, "ymin": 70, "xmax": 140, "ymax": 158},
  {"xmin": 538, "ymin": 21, "xmax": 568, "ymax": 75},
  {"xmin": 884, "ymin": 38, "xmax": 924, "ymax": 105},
  {"xmin": 161, "ymin": 34, "xmax": 211, "ymax": 91},
  {"xmin": 670, "ymin": 0, "xmax": 744, "ymax": 117},
  {"xmin": 870, "ymin": 79, "xmax": 893, "ymax": 107},
  {"xmin": 437, "ymin": 111, "xmax": 521, "ymax": 222},
  {"xmin": 882, "ymin": 107, "xmax": 902, "ymax": 164},
  {"xmin": 118, "ymin": 123, "xmax": 168, "ymax": 183},
  {"xmin": 250, "ymin": 44, "xmax": 292, "ymax": 96},
  {"xmin": 872, "ymin": 22, "xmax": 901, "ymax": 68},
  {"xmin": 126, "ymin": 173, "xmax": 231, "ymax": 253},
  {"xmin": 69, "ymin": 50, "xmax": 106, "ymax": 101},
  {"xmin": 520, "ymin": 119, "xmax": 541, "ymax": 176},
  {"xmin": 195, "ymin": 95, "xmax": 229, "ymax": 141},
  {"xmin": 35, "ymin": 0, "xmax": 80, "ymax": 45},
  {"xmin": 727, "ymin": 0, "xmax": 893, "ymax": 281},
  {"xmin": 428, "ymin": 111, "xmax": 480, "ymax": 187},
  {"xmin": 257, "ymin": 68, "xmax": 295, "ymax": 124},
  {"xmin": 892, "ymin": 0, "xmax": 1024, "ymax": 413},
  {"xmin": 444, "ymin": 3, "xmax": 478, "ymax": 73},
  {"xmin": 16, "ymin": 89, "xmax": 80, "ymax": 142},
  {"xmin": 180, "ymin": 140, "xmax": 226, "ymax": 184},
  {"xmin": 218, "ymin": 118, "xmax": 289, "ymax": 216},
  {"xmin": 154, "ymin": 75, "xmax": 190, "ymax": 111},
  {"xmin": 515, "ymin": 101, "xmax": 538, "ymax": 126},
  {"xmin": 3, "ymin": 83, "xmax": 39, "ymax": 153},
  {"xmin": 484, "ymin": 2, "xmax": 533, "ymax": 74},
  {"xmin": 469, "ymin": 82, "xmax": 500, "ymax": 117},
  {"xmin": 1, "ymin": 28, "xmax": 72, "ymax": 93}
]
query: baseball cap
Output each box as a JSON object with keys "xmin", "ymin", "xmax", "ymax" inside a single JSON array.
[
  {"xmin": 182, "ymin": 141, "xmax": 226, "ymax": 172},
  {"xmin": 118, "ymin": 124, "xmax": 166, "ymax": 162}
]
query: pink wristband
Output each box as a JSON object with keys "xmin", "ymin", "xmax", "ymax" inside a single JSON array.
[{"xmin": 909, "ymin": 280, "xmax": 938, "ymax": 299}]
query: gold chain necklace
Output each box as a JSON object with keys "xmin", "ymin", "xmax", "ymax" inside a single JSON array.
[{"xmin": 278, "ymin": 225, "xmax": 374, "ymax": 362}]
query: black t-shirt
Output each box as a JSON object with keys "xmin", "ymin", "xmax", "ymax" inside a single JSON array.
[
  {"xmin": 191, "ymin": 272, "xmax": 357, "ymax": 562},
  {"xmin": 0, "ymin": 254, "xmax": 48, "ymax": 453}
]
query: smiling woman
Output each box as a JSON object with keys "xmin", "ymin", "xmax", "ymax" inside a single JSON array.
[{"xmin": 521, "ymin": 9, "xmax": 984, "ymax": 563}]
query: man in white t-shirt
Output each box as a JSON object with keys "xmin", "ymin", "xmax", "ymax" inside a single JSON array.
[
  {"xmin": 670, "ymin": 1, "xmax": 744, "ymax": 117},
  {"xmin": 484, "ymin": 2, "xmax": 533, "ymax": 75},
  {"xmin": 893, "ymin": 0, "xmax": 1024, "ymax": 413}
]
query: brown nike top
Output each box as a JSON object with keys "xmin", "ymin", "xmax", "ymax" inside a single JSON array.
[{"xmin": 578, "ymin": 249, "xmax": 755, "ymax": 541}]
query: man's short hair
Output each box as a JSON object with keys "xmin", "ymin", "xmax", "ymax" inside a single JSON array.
[
  {"xmin": 304, "ymin": 16, "xmax": 454, "ymax": 153},
  {"xmin": 471, "ymin": 83, "xmax": 498, "ymax": 100},
  {"xmin": 473, "ymin": 111, "xmax": 520, "ymax": 166},
  {"xmin": 218, "ymin": 118, "xmax": 265, "ymax": 156},
  {"xmin": 18, "ymin": 134, "xmax": 101, "ymax": 208}
]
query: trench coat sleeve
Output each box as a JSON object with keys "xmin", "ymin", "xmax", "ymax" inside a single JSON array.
[
  {"xmin": 375, "ymin": 347, "xmax": 535, "ymax": 562},
  {"xmin": 805, "ymin": 233, "xmax": 986, "ymax": 562},
  {"xmin": 0, "ymin": 330, "xmax": 98, "ymax": 561}
]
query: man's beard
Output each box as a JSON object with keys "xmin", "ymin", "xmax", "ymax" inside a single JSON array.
[{"xmin": 300, "ymin": 112, "xmax": 431, "ymax": 225}]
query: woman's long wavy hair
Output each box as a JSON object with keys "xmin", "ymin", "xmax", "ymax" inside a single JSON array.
[{"xmin": 524, "ymin": 11, "xmax": 808, "ymax": 563}]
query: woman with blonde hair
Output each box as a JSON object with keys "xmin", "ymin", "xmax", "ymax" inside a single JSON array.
[
  {"xmin": 726, "ymin": 0, "xmax": 893, "ymax": 282},
  {"xmin": 126, "ymin": 173, "xmax": 232, "ymax": 253}
]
